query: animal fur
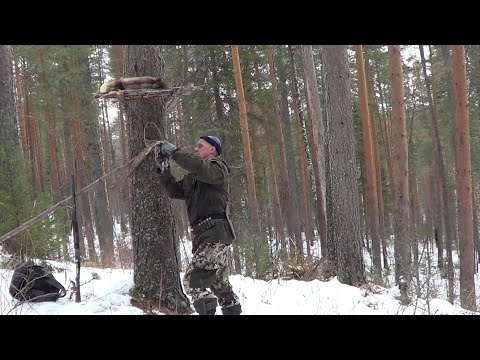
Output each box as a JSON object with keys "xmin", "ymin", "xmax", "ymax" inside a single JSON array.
[
  {"xmin": 99, "ymin": 79, "xmax": 124, "ymax": 93},
  {"xmin": 99, "ymin": 76, "xmax": 168, "ymax": 93}
]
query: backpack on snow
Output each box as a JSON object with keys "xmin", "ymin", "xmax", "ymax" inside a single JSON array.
[{"xmin": 9, "ymin": 262, "xmax": 67, "ymax": 303}]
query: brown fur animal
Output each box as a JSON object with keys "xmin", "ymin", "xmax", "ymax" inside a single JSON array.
[
  {"xmin": 99, "ymin": 76, "xmax": 168, "ymax": 93},
  {"xmin": 121, "ymin": 76, "xmax": 168, "ymax": 89},
  {"xmin": 100, "ymin": 79, "xmax": 124, "ymax": 93}
]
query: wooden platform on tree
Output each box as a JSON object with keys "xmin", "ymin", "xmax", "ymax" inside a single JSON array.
[{"xmin": 92, "ymin": 84, "xmax": 199, "ymax": 103}]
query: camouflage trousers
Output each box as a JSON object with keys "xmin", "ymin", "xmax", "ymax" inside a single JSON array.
[{"xmin": 183, "ymin": 242, "xmax": 240, "ymax": 308}]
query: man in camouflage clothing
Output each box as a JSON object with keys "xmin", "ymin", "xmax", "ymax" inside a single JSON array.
[{"xmin": 156, "ymin": 135, "xmax": 242, "ymax": 315}]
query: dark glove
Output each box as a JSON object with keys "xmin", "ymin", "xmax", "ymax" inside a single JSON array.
[{"xmin": 160, "ymin": 141, "xmax": 178, "ymax": 158}]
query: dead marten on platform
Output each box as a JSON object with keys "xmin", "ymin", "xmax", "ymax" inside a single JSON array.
[{"xmin": 100, "ymin": 76, "xmax": 168, "ymax": 93}]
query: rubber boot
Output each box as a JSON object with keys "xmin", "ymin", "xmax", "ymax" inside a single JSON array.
[
  {"xmin": 194, "ymin": 298, "xmax": 218, "ymax": 315},
  {"xmin": 221, "ymin": 303, "xmax": 242, "ymax": 315}
]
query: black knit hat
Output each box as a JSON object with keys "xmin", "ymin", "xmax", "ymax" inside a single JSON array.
[{"xmin": 200, "ymin": 135, "xmax": 222, "ymax": 155}]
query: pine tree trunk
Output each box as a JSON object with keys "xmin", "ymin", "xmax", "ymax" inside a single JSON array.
[
  {"xmin": 277, "ymin": 46, "xmax": 302, "ymax": 252},
  {"xmin": 419, "ymin": 45, "xmax": 453, "ymax": 294},
  {"xmin": 248, "ymin": 90, "xmax": 265, "ymax": 233},
  {"xmin": 0, "ymin": 45, "xmax": 21, "ymax": 256},
  {"xmin": 38, "ymin": 47, "xmax": 61, "ymax": 204},
  {"xmin": 232, "ymin": 46, "xmax": 260, "ymax": 235},
  {"xmin": 287, "ymin": 46, "xmax": 311, "ymax": 255},
  {"xmin": 364, "ymin": 57, "xmax": 388, "ymax": 270},
  {"xmin": 60, "ymin": 80, "xmax": 85, "ymax": 258},
  {"xmin": 124, "ymin": 45, "xmax": 190, "ymax": 313},
  {"xmin": 246, "ymin": 48, "xmax": 271, "ymax": 272},
  {"xmin": 11, "ymin": 47, "xmax": 28, "ymax": 157},
  {"xmin": 0, "ymin": 45, "xmax": 19, "ymax": 154},
  {"xmin": 322, "ymin": 45, "xmax": 365, "ymax": 286},
  {"xmin": 252, "ymin": 46, "xmax": 286, "ymax": 261},
  {"xmin": 452, "ymin": 45, "xmax": 477, "ymax": 312},
  {"xmin": 355, "ymin": 45, "xmax": 382, "ymax": 282},
  {"xmin": 23, "ymin": 63, "xmax": 44, "ymax": 193},
  {"xmin": 231, "ymin": 45, "xmax": 260, "ymax": 276},
  {"xmin": 388, "ymin": 45, "xmax": 411, "ymax": 299},
  {"xmin": 301, "ymin": 45, "xmax": 327, "ymax": 258},
  {"xmin": 406, "ymin": 91, "xmax": 422, "ymax": 298},
  {"xmin": 424, "ymin": 174, "xmax": 434, "ymax": 246},
  {"xmin": 267, "ymin": 45, "xmax": 293, "ymax": 257},
  {"xmin": 76, "ymin": 51, "xmax": 115, "ymax": 267},
  {"xmin": 110, "ymin": 44, "xmax": 131, "ymax": 247},
  {"xmin": 68, "ymin": 97, "xmax": 95, "ymax": 262},
  {"xmin": 374, "ymin": 61, "xmax": 395, "ymax": 236}
]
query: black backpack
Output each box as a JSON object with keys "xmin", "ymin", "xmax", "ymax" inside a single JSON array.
[{"xmin": 9, "ymin": 262, "xmax": 67, "ymax": 303}]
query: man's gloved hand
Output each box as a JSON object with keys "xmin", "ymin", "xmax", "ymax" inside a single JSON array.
[
  {"xmin": 160, "ymin": 141, "xmax": 178, "ymax": 158},
  {"xmin": 156, "ymin": 158, "xmax": 171, "ymax": 174},
  {"xmin": 154, "ymin": 141, "xmax": 174, "ymax": 173}
]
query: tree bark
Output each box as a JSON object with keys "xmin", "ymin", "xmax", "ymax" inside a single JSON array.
[
  {"xmin": 322, "ymin": 45, "xmax": 365, "ymax": 286},
  {"xmin": 231, "ymin": 46, "xmax": 260, "ymax": 236},
  {"xmin": 288, "ymin": 45, "xmax": 311, "ymax": 255},
  {"xmin": 252, "ymin": 46, "xmax": 285, "ymax": 257},
  {"xmin": 301, "ymin": 45, "xmax": 327, "ymax": 258},
  {"xmin": 419, "ymin": 45, "xmax": 453, "ymax": 294},
  {"xmin": 388, "ymin": 45, "xmax": 411, "ymax": 299},
  {"xmin": 355, "ymin": 45, "xmax": 382, "ymax": 282},
  {"xmin": 452, "ymin": 45, "xmax": 477, "ymax": 312},
  {"xmin": 277, "ymin": 46, "xmax": 302, "ymax": 252},
  {"xmin": 364, "ymin": 57, "xmax": 388, "ymax": 270},
  {"xmin": 267, "ymin": 45, "xmax": 293, "ymax": 257},
  {"xmin": 124, "ymin": 45, "xmax": 190, "ymax": 314}
]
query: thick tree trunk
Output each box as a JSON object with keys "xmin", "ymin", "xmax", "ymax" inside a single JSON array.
[
  {"xmin": 322, "ymin": 45, "xmax": 365, "ymax": 286},
  {"xmin": 124, "ymin": 45, "xmax": 190, "ymax": 314}
]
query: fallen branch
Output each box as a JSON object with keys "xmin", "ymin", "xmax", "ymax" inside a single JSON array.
[{"xmin": 0, "ymin": 143, "xmax": 157, "ymax": 244}]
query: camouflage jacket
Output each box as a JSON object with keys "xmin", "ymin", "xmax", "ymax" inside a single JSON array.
[{"xmin": 158, "ymin": 149, "xmax": 235, "ymax": 252}]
